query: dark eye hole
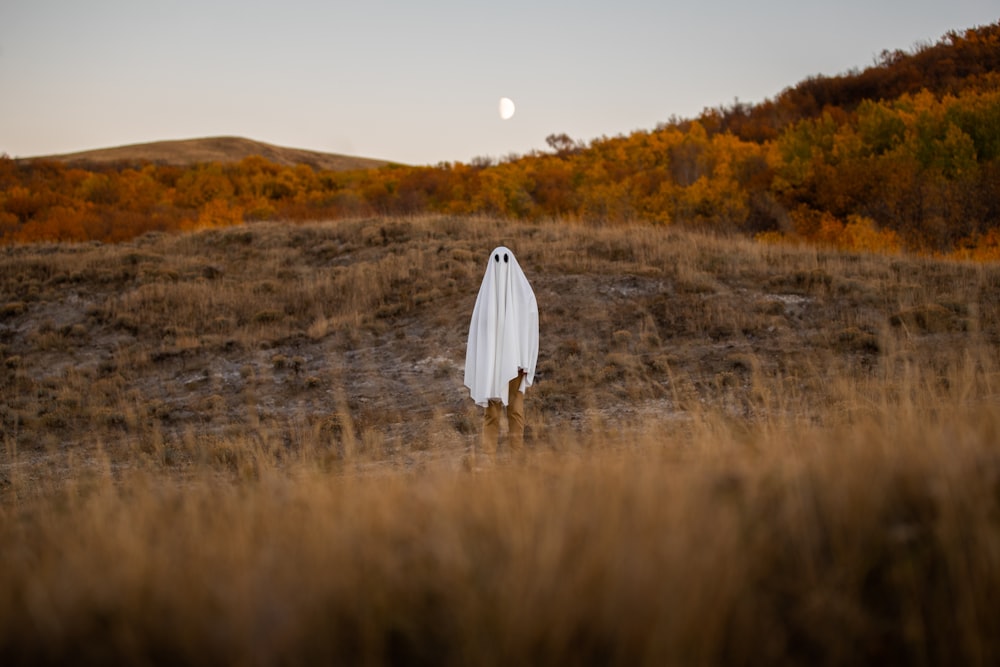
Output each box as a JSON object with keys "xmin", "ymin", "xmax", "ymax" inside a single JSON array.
[
  {"xmin": 504, "ymin": 253, "xmax": 509, "ymax": 263},
  {"xmin": 494, "ymin": 253, "xmax": 499, "ymax": 263}
]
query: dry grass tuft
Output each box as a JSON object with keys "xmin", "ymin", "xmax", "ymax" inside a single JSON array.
[{"xmin": 889, "ymin": 303, "xmax": 966, "ymax": 333}]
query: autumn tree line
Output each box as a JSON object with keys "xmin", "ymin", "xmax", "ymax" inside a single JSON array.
[{"xmin": 2, "ymin": 23, "xmax": 999, "ymax": 258}]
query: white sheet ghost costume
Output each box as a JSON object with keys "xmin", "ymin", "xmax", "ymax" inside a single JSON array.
[{"xmin": 464, "ymin": 246, "xmax": 538, "ymax": 455}]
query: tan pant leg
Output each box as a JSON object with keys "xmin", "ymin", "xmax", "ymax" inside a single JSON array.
[
  {"xmin": 483, "ymin": 400, "xmax": 502, "ymax": 457},
  {"xmin": 507, "ymin": 372, "xmax": 526, "ymax": 453}
]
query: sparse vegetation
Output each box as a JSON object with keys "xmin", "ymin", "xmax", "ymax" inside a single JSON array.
[{"xmin": 2, "ymin": 215, "xmax": 1000, "ymax": 664}]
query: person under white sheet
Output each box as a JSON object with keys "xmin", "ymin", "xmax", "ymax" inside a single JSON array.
[{"xmin": 464, "ymin": 246, "xmax": 538, "ymax": 458}]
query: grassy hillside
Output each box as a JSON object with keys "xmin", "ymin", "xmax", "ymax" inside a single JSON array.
[
  {"xmin": 24, "ymin": 135, "xmax": 391, "ymax": 171},
  {"xmin": 2, "ymin": 216, "xmax": 1000, "ymax": 664}
]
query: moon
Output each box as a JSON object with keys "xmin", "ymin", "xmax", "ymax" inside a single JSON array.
[{"xmin": 499, "ymin": 97, "xmax": 515, "ymax": 120}]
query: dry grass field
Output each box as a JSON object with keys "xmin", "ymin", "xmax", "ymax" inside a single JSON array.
[
  {"xmin": 2, "ymin": 215, "xmax": 1000, "ymax": 665},
  {"xmin": 24, "ymin": 136, "xmax": 391, "ymax": 170}
]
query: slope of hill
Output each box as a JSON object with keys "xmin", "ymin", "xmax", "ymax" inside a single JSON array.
[
  {"xmin": 2, "ymin": 22, "xmax": 999, "ymax": 253},
  {"xmin": 2, "ymin": 216, "xmax": 1000, "ymax": 663},
  {"xmin": 26, "ymin": 135, "xmax": 391, "ymax": 171},
  {"xmin": 1, "ymin": 215, "xmax": 996, "ymax": 455},
  {"xmin": 691, "ymin": 21, "xmax": 1000, "ymax": 142}
]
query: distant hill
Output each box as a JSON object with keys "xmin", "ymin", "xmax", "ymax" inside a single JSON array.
[
  {"xmin": 4, "ymin": 22, "xmax": 998, "ymax": 252},
  {"xmin": 26, "ymin": 136, "xmax": 392, "ymax": 171}
]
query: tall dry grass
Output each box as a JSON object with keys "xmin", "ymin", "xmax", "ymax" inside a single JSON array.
[{"xmin": 2, "ymin": 215, "xmax": 1000, "ymax": 664}]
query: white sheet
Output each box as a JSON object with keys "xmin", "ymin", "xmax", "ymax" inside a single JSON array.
[{"xmin": 464, "ymin": 246, "xmax": 538, "ymax": 407}]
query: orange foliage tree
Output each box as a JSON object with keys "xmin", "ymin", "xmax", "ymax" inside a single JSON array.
[{"xmin": 1, "ymin": 22, "xmax": 999, "ymax": 258}]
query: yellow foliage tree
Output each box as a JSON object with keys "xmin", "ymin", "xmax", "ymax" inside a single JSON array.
[{"xmin": 191, "ymin": 199, "xmax": 244, "ymax": 230}]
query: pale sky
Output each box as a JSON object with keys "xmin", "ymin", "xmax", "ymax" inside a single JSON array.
[{"xmin": 1, "ymin": 1, "xmax": 997, "ymax": 165}]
